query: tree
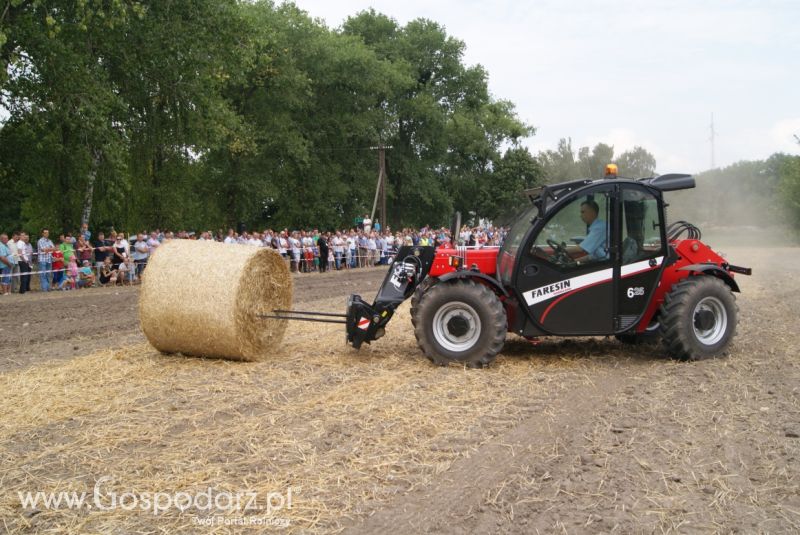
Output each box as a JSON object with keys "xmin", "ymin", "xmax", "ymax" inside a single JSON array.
[
  {"xmin": 344, "ymin": 12, "xmax": 532, "ymax": 227},
  {"xmin": 1, "ymin": 2, "xmax": 535, "ymax": 232},
  {"xmin": 617, "ymin": 146, "xmax": 657, "ymax": 177},
  {"xmin": 482, "ymin": 146, "xmax": 543, "ymax": 223},
  {"xmin": 584, "ymin": 143, "xmax": 615, "ymax": 179},
  {"xmin": 538, "ymin": 138, "xmax": 580, "ymax": 183},
  {"xmin": 1, "ymin": 0, "xmax": 136, "ymax": 232},
  {"xmin": 779, "ymin": 155, "xmax": 800, "ymax": 227},
  {"xmin": 539, "ymin": 140, "xmax": 616, "ymax": 182}
]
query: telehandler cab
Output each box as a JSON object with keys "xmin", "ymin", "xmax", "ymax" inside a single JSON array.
[{"xmin": 272, "ymin": 166, "xmax": 751, "ymax": 367}]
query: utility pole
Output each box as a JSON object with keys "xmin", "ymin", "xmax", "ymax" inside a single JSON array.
[
  {"xmin": 709, "ymin": 113, "xmax": 717, "ymax": 169},
  {"xmin": 370, "ymin": 144, "xmax": 391, "ymax": 227}
]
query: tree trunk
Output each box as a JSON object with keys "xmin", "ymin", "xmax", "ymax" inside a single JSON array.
[{"xmin": 81, "ymin": 148, "xmax": 102, "ymax": 227}]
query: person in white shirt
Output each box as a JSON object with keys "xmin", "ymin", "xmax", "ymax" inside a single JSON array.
[
  {"xmin": 224, "ymin": 229, "xmax": 237, "ymax": 244},
  {"xmin": 345, "ymin": 234, "xmax": 355, "ymax": 269},
  {"xmin": 289, "ymin": 232, "xmax": 301, "ymax": 272},
  {"xmin": 363, "ymin": 214, "xmax": 372, "ymax": 234},
  {"xmin": 300, "ymin": 232, "xmax": 314, "ymax": 272},
  {"xmin": 16, "ymin": 233, "xmax": 33, "ymax": 294},
  {"xmin": 248, "ymin": 232, "xmax": 262, "ymax": 247},
  {"xmin": 8, "ymin": 231, "xmax": 20, "ymax": 293},
  {"xmin": 331, "ymin": 231, "xmax": 344, "ymax": 270},
  {"xmin": 278, "ymin": 231, "xmax": 289, "ymax": 258},
  {"xmin": 366, "ymin": 233, "xmax": 378, "ymax": 267},
  {"xmin": 131, "ymin": 233, "xmax": 149, "ymax": 277},
  {"xmin": 146, "ymin": 232, "xmax": 160, "ymax": 252}
]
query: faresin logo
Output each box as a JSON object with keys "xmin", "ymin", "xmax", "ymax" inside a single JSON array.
[
  {"xmin": 522, "ymin": 268, "xmax": 614, "ymax": 306},
  {"xmin": 528, "ymin": 280, "xmax": 571, "ymax": 301}
]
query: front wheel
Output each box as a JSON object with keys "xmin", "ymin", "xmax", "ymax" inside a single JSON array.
[
  {"xmin": 659, "ymin": 276, "xmax": 738, "ymax": 361},
  {"xmin": 414, "ymin": 280, "xmax": 507, "ymax": 368},
  {"xmin": 410, "ymin": 276, "xmax": 436, "ymax": 328}
]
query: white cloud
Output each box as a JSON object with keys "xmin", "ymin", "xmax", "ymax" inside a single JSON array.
[
  {"xmin": 769, "ymin": 118, "xmax": 800, "ymax": 154},
  {"xmin": 290, "ymin": 0, "xmax": 799, "ymax": 172}
]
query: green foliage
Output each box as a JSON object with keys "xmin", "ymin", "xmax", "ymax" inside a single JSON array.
[
  {"xmin": 1, "ymin": 1, "xmax": 533, "ymax": 233},
  {"xmin": 538, "ymin": 139, "xmax": 658, "ymax": 183},
  {"xmin": 617, "ymin": 146, "xmax": 657, "ymax": 177},
  {"xmin": 778, "ymin": 155, "xmax": 800, "ymax": 227}
]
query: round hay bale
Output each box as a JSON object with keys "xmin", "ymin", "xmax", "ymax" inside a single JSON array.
[{"xmin": 139, "ymin": 240, "xmax": 292, "ymax": 361}]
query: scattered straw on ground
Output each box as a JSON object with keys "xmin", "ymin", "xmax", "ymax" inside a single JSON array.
[
  {"xmin": 0, "ymin": 298, "xmax": 592, "ymax": 534},
  {"xmin": 2, "ymin": 248, "xmax": 798, "ymax": 533}
]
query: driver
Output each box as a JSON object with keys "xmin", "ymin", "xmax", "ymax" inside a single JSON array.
[{"xmin": 575, "ymin": 200, "xmax": 608, "ymax": 263}]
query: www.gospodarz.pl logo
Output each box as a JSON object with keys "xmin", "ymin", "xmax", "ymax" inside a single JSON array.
[{"xmin": 17, "ymin": 476, "xmax": 298, "ymax": 517}]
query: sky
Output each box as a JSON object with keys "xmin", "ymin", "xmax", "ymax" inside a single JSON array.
[{"xmin": 289, "ymin": 0, "xmax": 799, "ymax": 174}]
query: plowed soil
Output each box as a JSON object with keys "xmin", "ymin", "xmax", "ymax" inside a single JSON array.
[{"xmin": 1, "ymin": 247, "xmax": 798, "ymax": 534}]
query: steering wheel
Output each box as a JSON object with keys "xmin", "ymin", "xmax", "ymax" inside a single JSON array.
[{"xmin": 546, "ymin": 238, "xmax": 576, "ymax": 266}]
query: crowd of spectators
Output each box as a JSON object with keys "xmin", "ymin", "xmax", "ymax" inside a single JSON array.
[{"xmin": 0, "ymin": 220, "xmax": 508, "ymax": 295}]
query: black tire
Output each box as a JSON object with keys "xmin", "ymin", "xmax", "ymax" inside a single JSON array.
[
  {"xmin": 616, "ymin": 319, "xmax": 661, "ymax": 346},
  {"xmin": 414, "ymin": 279, "xmax": 506, "ymax": 368},
  {"xmin": 659, "ymin": 276, "xmax": 738, "ymax": 361},
  {"xmin": 410, "ymin": 276, "xmax": 437, "ymax": 328}
]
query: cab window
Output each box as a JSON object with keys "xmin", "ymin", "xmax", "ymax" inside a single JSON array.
[
  {"xmin": 621, "ymin": 187, "xmax": 662, "ymax": 264},
  {"xmin": 530, "ymin": 188, "xmax": 612, "ymax": 269}
]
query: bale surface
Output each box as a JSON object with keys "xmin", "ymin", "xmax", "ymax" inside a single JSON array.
[{"xmin": 139, "ymin": 240, "xmax": 292, "ymax": 361}]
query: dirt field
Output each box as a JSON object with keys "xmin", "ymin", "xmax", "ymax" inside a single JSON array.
[{"xmin": 1, "ymin": 247, "xmax": 798, "ymax": 533}]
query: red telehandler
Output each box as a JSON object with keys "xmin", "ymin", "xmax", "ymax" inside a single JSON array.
[{"xmin": 271, "ymin": 167, "xmax": 751, "ymax": 367}]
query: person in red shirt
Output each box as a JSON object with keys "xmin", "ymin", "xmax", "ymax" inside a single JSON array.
[{"xmin": 51, "ymin": 249, "xmax": 65, "ymax": 288}]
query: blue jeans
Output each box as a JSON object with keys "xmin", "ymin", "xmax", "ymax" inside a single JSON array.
[
  {"xmin": 334, "ymin": 251, "xmax": 343, "ymax": 270},
  {"xmin": 52, "ymin": 267, "xmax": 64, "ymax": 287},
  {"xmin": 39, "ymin": 262, "xmax": 52, "ymax": 291}
]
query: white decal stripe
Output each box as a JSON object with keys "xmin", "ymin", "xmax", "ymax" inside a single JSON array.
[
  {"xmin": 523, "ymin": 256, "xmax": 664, "ymax": 307},
  {"xmin": 523, "ymin": 268, "xmax": 612, "ymax": 306},
  {"xmin": 621, "ymin": 256, "xmax": 663, "ymax": 277}
]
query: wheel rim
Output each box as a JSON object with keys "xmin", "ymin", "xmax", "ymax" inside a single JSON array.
[
  {"xmin": 432, "ymin": 301, "xmax": 481, "ymax": 353},
  {"xmin": 692, "ymin": 296, "xmax": 727, "ymax": 346}
]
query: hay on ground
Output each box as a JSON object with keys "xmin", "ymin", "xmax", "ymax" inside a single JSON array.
[{"xmin": 139, "ymin": 240, "xmax": 292, "ymax": 361}]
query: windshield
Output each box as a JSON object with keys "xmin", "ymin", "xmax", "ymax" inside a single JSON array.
[
  {"xmin": 498, "ymin": 204, "xmax": 538, "ymax": 284},
  {"xmin": 501, "ymin": 204, "xmax": 539, "ymax": 257}
]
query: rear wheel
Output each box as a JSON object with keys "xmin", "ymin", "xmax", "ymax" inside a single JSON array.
[
  {"xmin": 659, "ymin": 276, "xmax": 738, "ymax": 361},
  {"xmin": 414, "ymin": 280, "xmax": 506, "ymax": 368}
]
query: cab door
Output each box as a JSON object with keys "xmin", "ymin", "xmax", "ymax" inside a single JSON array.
[
  {"xmin": 514, "ymin": 184, "xmax": 616, "ymax": 334},
  {"xmin": 615, "ymin": 184, "xmax": 668, "ymax": 331}
]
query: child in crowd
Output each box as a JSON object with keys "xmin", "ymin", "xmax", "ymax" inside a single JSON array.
[
  {"xmin": 61, "ymin": 255, "xmax": 79, "ymax": 290},
  {"xmin": 117, "ymin": 257, "xmax": 130, "ymax": 285},
  {"xmin": 99, "ymin": 257, "xmax": 117, "ymax": 286},
  {"xmin": 117, "ymin": 256, "xmax": 136, "ymax": 285},
  {"xmin": 126, "ymin": 257, "xmax": 137, "ymax": 284},
  {"xmin": 51, "ymin": 248, "xmax": 65, "ymax": 288},
  {"xmin": 77, "ymin": 260, "xmax": 95, "ymax": 288}
]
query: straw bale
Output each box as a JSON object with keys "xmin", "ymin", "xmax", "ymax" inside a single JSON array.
[{"xmin": 139, "ymin": 240, "xmax": 292, "ymax": 361}]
